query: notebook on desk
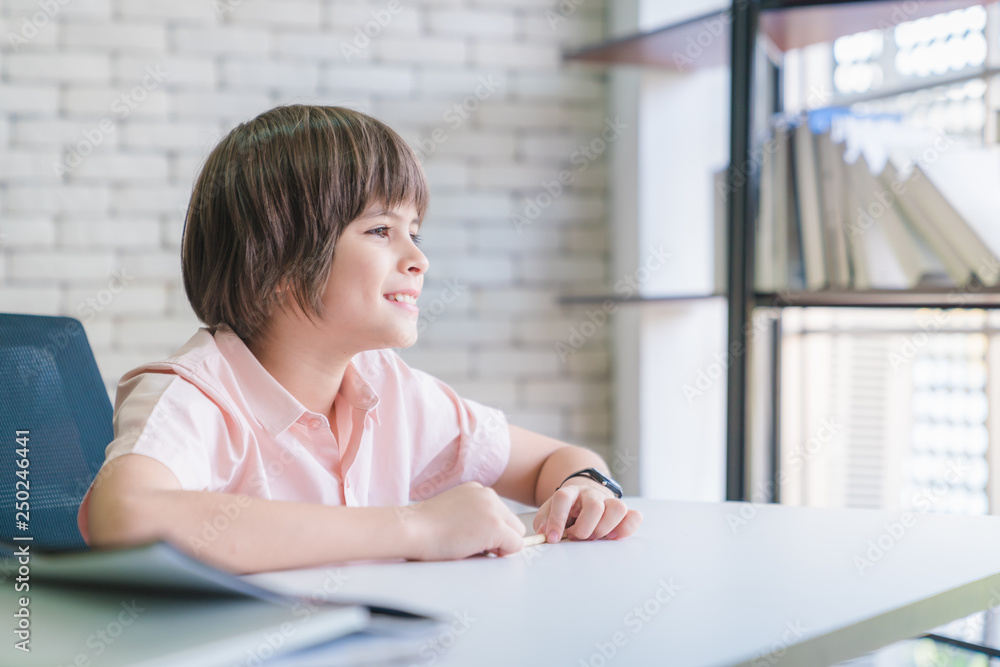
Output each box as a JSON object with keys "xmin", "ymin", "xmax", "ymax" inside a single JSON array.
[
  {"xmin": 16, "ymin": 539, "xmax": 290, "ymax": 601},
  {"xmin": 0, "ymin": 541, "xmax": 442, "ymax": 667},
  {"xmin": 0, "ymin": 585, "xmax": 369, "ymax": 667}
]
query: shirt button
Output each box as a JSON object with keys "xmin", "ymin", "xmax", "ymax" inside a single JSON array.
[{"xmin": 308, "ymin": 418, "xmax": 321, "ymax": 430}]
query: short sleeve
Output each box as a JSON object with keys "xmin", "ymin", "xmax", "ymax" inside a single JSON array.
[
  {"xmin": 106, "ymin": 371, "xmax": 235, "ymax": 490},
  {"xmin": 376, "ymin": 351, "xmax": 511, "ymax": 501},
  {"xmin": 76, "ymin": 370, "xmax": 235, "ymax": 544}
]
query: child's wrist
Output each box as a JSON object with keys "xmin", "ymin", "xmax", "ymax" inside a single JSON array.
[
  {"xmin": 557, "ymin": 475, "xmax": 616, "ymax": 498},
  {"xmin": 392, "ymin": 502, "xmax": 427, "ymax": 560}
]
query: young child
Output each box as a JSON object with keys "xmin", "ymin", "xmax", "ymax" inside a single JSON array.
[{"xmin": 78, "ymin": 105, "xmax": 642, "ymax": 574}]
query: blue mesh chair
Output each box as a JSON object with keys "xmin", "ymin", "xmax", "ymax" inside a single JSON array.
[{"xmin": 0, "ymin": 314, "xmax": 112, "ymax": 553}]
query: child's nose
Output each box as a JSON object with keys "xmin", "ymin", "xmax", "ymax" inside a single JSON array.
[{"xmin": 406, "ymin": 247, "xmax": 429, "ymax": 275}]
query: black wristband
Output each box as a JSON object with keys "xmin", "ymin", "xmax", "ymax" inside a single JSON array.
[{"xmin": 557, "ymin": 467, "xmax": 623, "ymax": 498}]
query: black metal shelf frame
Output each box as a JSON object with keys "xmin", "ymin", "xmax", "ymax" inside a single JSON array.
[
  {"xmin": 557, "ymin": 293, "xmax": 723, "ymax": 306},
  {"xmin": 755, "ymin": 290, "xmax": 1000, "ymax": 309},
  {"xmin": 726, "ymin": 0, "xmax": 759, "ymax": 502}
]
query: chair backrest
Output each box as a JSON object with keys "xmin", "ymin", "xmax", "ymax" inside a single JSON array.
[{"xmin": 0, "ymin": 314, "xmax": 112, "ymax": 552}]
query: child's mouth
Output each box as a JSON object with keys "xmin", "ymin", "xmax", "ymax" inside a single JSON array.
[{"xmin": 384, "ymin": 293, "xmax": 419, "ymax": 312}]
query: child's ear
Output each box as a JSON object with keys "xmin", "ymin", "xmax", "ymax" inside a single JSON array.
[{"xmin": 272, "ymin": 282, "xmax": 291, "ymax": 305}]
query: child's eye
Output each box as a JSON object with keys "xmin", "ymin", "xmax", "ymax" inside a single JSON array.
[
  {"xmin": 367, "ymin": 226, "xmax": 390, "ymax": 238},
  {"xmin": 410, "ymin": 233, "xmax": 422, "ymax": 246}
]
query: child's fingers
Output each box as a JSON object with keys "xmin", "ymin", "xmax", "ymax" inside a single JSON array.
[
  {"xmin": 541, "ymin": 486, "xmax": 580, "ymax": 543},
  {"xmin": 588, "ymin": 498, "xmax": 629, "ymax": 540},
  {"xmin": 532, "ymin": 505, "xmax": 550, "ymax": 535},
  {"xmin": 565, "ymin": 496, "xmax": 607, "ymax": 540},
  {"xmin": 500, "ymin": 505, "xmax": 527, "ymax": 537},
  {"xmin": 606, "ymin": 509, "xmax": 643, "ymax": 540},
  {"xmin": 493, "ymin": 521, "xmax": 528, "ymax": 557}
]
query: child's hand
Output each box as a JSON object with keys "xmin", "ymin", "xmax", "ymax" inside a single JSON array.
[
  {"xmin": 407, "ymin": 482, "xmax": 526, "ymax": 561},
  {"xmin": 533, "ymin": 479, "xmax": 642, "ymax": 543}
]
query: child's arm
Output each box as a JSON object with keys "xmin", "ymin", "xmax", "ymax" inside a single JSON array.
[
  {"xmin": 87, "ymin": 454, "xmax": 526, "ymax": 574},
  {"xmin": 491, "ymin": 424, "xmax": 643, "ymax": 543}
]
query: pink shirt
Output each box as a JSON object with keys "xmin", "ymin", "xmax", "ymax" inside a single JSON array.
[{"xmin": 77, "ymin": 327, "xmax": 511, "ymax": 544}]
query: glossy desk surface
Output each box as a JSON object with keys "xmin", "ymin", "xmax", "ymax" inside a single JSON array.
[{"xmin": 246, "ymin": 499, "xmax": 1000, "ymax": 666}]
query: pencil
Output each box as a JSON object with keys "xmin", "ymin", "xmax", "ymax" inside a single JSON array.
[{"xmin": 523, "ymin": 533, "xmax": 563, "ymax": 548}]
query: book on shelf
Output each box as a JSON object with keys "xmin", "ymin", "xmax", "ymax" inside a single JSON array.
[
  {"xmin": 843, "ymin": 155, "xmax": 916, "ymax": 290},
  {"xmin": 844, "ymin": 151, "xmax": 947, "ymax": 289},
  {"xmin": 772, "ymin": 122, "xmax": 795, "ymax": 292},
  {"xmin": 714, "ymin": 166, "xmax": 729, "ymax": 295},
  {"xmin": 752, "ymin": 121, "xmax": 803, "ymax": 292},
  {"xmin": 755, "ymin": 121, "xmax": 796, "ymax": 292},
  {"xmin": 756, "ymin": 138, "xmax": 776, "ymax": 292},
  {"xmin": 909, "ymin": 144, "xmax": 1000, "ymax": 286},
  {"xmin": 879, "ymin": 159, "xmax": 974, "ymax": 286},
  {"xmin": 815, "ymin": 128, "xmax": 852, "ymax": 289},
  {"xmin": 755, "ymin": 110, "xmax": 997, "ymax": 293},
  {"xmin": 792, "ymin": 118, "xmax": 828, "ymax": 291},
  {"xmin": 842, "ymin": 186, "xmax": 873, "ymax": 290}
]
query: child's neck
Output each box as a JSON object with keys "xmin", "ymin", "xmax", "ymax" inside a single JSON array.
[{"xmin": 247, "ymin": 325, "xmax": 351, "ymax": 422}]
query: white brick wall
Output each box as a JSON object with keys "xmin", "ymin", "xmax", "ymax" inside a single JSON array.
[
  {"xmin": 4, "ymin": 53, "xmax": 112, "ymax": 82},
  {"xmin": 0, "ymin": 0, "xmax": 614, "ymax": 457},
  {"xmin": 117, "ymin": 0, "xmax": 217, "ymax": 22},
  {"xmin": 60, "ymin": 22, "xmax": 169, "ymax": 51}
]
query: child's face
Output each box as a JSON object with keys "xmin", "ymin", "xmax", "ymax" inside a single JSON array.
[{"xmin": 317, "ymin": 201, "xmax": 428, "ymax": 352}]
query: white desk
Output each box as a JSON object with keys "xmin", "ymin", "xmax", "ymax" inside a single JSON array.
[{"xmin": 245, "ymin": 499, "xmax": 1000, "ymax": 666}]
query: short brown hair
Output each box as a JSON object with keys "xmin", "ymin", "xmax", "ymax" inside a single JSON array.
[{"xmin": 182, "ymin": 104, "xmax": 429, "ymax": 342}]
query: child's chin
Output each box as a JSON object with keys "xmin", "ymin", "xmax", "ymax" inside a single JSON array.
[
  {"xmin": 380, "ymin": 328, "xmax": 419, "ymax": 350},
  {"xmin": 397, "ymin": 332, "xmax": 419, "ymax": 348}
]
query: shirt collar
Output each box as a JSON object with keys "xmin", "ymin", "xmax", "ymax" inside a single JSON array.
[{"xmin": 213, "ymin": 327, "xmax": 380, "ymax": 436}]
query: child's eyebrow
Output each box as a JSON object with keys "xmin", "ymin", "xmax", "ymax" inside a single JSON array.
[{"xmin": 365, "ymin": 209, "xmax": 422, "ymax": 229}]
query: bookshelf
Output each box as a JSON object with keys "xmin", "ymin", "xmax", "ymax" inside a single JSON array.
[
  {"xmin": 727, "ymin": 0, "xmax": 997, "ymax": 504},
  {"xmin": 566, "ymin": 0, "xmax": 998, "ymax": 503}
]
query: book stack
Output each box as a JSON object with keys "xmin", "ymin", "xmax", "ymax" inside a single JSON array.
[
  {"xmin": 0, "ymin": 541, "xmax": 443, "ymax": 667},
  {"xmin": 747, "ymin": 111, "xmax": 1000, "ymax": 292}
]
